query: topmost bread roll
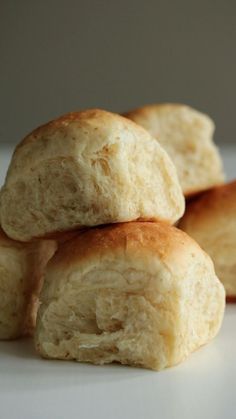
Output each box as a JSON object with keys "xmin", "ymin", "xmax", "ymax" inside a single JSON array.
[
  {"xmin": 124, "ymin": 104, "xmax": 225, "ymax": 196},
  {"xmin": 0, "ymin": 109, "xmax": 184, "ymax": 241}
]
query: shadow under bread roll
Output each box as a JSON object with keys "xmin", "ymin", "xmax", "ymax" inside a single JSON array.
[{"xmin": 35, "ymin": 221, "xmax": 225, "ymax": 371}]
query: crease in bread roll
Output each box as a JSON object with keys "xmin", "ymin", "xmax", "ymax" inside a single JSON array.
[
  {"xmin": 0, "ymin": 109, "xmax": 184, "ymax": 242},
  {"xmin": 124, "ymin": 103, "xmax": 225, "ymax": 196},
  {"xmin": 0, "ymin": 228, "xmax": 57, "ymax": 339},
  {"xmin": 179, "ymin": 180, "xmax": 236, "ymax": 298},
  {"xmin": 35, "ymin": 222, "xmax": 225, "ymax": 370}
]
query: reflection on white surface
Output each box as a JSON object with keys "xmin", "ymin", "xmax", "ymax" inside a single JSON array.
[{"xmin": 0, "ymin": 306, "xmax": 235, "ymax": 419}]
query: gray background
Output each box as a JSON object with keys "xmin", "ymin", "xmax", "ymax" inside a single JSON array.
[{"xmin": 1, "ymin": 0, "xmax": 236, "ymax": 144}]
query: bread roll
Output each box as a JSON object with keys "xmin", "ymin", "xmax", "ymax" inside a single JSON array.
[
  {"xmin": 124, "ymin": 104, "xmax": 224, "ymax": 196},
  {"xmin": 35, "ymin": 222, "xmax": 225, "ymax": 370},
  {"xmin": 179, "ymin": 180, "xmax": 236, "ymax": 298},
  {"xmin": 0, "ymin": 229, "xmax": 57, "ymax": 339},
  {"xmin": 0, "ymin": 109, "xmax": 184, "ymax": 242}
]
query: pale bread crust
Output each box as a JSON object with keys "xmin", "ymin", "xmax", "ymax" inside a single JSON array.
[
  {"xmin": 124, "ymin": 103, "xmax": 225, "ymax": 196},
  {"xmin": 0, "ymin": 228, "xmax": 57, "ymax": 339},
  {"xmin": 35, "ymin": 222, "xmax": 225, "ymax": 370},
  {"xmin": 179, "ymin": 180, "xmax": 236, "ymax": 297},
  {"xmin": 0, "ymin": 109, "xmax": 184, "ymax": 242}
]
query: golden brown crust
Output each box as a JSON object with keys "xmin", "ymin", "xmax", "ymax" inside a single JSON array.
[
  {"xmin": 180, "ymin": 180, "xmax": 236, "ymax": 225},
  {"xmin": 179, "ymin": 180, "xmax": 236, "ymax": 297},
  {"xmin": 226, "ymin": 296, "xmax": 236, "ymax": 303},
  {"xmin": 50, "ymin": 221, "xmax": 205, "ymax": 272},
  {"xmin": 16, "ymin": 109, "xmax": 149, "ymax": 151},
  {"xmin": 184, "ymin": 181, "xmax": 225, "ymax": 198}
]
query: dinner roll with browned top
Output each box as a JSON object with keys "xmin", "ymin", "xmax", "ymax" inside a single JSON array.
[
  {"xmin": 0, "ymin": 228, "xmax": 57, "ymax": 339},
  {"xmin": 35, "ymin": 222, "xmax": 225, "ymax": 371},
  {"xmin": 0, "ymin": 109, "xmax": 184, "ymax": 242},
  {"xmin": 124, "ymin": 104, "xmax": 224, "ymax": 196},
  {"xmin": 179, "ymin": 180, "xmax": 236, "ymax": 298}
]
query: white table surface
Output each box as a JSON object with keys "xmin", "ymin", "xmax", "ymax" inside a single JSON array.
[{"xmin": 0, "ymin": 144, "xmax": 235, "ymax": 419}]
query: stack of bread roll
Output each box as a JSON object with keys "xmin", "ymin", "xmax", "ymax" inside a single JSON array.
[
  {"xmin": 0, "ymin": 107, "xmax": 226, "ymax": 370},
  {"xmin": 125, "ymin": 104, "xmax": 235, "ymax": 300}
]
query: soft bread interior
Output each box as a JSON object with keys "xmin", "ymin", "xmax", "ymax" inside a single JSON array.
[
  {"xmin": 0, "ymin": 110, "xmax": 184, "ymax": 242},
  {"xmin": 35, "ymin": 223, "xmax": 225, "ymax": 370},
  {"xmin": 0, "ymin": 231, "xmax": 57, "ymax": 339}
]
